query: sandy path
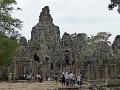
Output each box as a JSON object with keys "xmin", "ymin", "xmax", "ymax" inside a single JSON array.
[{"xmin": 0, "ymin": 81, "xmax": 62, "ymax": 90}]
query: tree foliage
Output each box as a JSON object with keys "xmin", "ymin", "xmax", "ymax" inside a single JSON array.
[
  {"xmin": 108, "ymin": 0, "xmax": 120, "ymax": 13},
  {"xmin": 85, "ymin": 32, "xmax": 112, "ymax": 54},
  {"xmin": 0, "ymin": 0, "xmax": 22, "ymax": 36},
  {"xmin": 0, "ymin": 0, "xmax": 22, "ymax": 67},
  {"xmin": 0, "ymin": 33, "xmax": 18, "ymax": 67},
  {"xmin": 94, "ymin": 32, "xmax": 112, "ymax": 43}
]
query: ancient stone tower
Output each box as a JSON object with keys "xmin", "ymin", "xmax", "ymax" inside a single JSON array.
[
  {"xmin": 13, "ymin": 6, "xmax": 120, "ymax": 83},
  {"xmin": 14, "ymin": 6, "xmax": 88, "ymax": 79},
  {"xmin": 14, "ymin": 6, "xmax": 61, "ymax": 78}
]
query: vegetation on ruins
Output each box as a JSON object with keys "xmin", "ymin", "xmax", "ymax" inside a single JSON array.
[
  {"xmin": 85, "ymin": 32, "xmax": 112, "ymax": 55},
  {"xmin": 0, "ymin": 0, "xmax": 22, "ymax": 67}
]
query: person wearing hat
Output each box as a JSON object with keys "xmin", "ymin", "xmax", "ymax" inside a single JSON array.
[
  {"xmin": 77, "ymin": 73, "xmax": 80, "ymax": 85},
  {"xmin": 61, "ymin": 72, "xmax": 65, "ymax": 86},
  {"xmin": 62, "ymin": 72, "xmax": 65, "ymax": 75}
]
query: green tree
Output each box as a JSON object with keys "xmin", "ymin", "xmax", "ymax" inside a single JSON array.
[
  {"xmin": 93, "ymin": 32, "xmax": 112, "ymax": 43},
  {"xmin": 0, "ymin": 0, "xmax": 22, "ymax": 36},
  {"xmin": 0, "ymin": 33, "xmax": 18, "ymax": 67},
  {"xmin": 0, "ymin": 0, "xmax": 22, "ymax": 67},
  {"xmin": 85, "ymin": 32, "xmax": 112, "ymax": 54}
]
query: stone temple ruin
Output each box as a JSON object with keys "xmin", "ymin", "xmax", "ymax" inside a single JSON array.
[{"xmin": 7, "ymin": 6, "xmax": 120, "ymax": 84}]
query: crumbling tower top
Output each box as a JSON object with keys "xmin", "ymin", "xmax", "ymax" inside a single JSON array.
[{"xmin": 39, "ymin": 6, "xmax": 53, "ymax": 24}]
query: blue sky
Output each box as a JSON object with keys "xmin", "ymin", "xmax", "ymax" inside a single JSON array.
[{"xmin": 13, "ymin": 0, "xmax": 120, "ymax": 42}]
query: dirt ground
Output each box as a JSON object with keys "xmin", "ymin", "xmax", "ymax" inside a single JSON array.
[{"xmin": 0, "ymin": 81, "xmax": 62, "ymax": 90}]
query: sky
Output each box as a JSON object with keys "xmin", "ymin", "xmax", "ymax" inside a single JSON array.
[{"xmin": 13, "ymin": 0, "xmax": 120, "ymax": 42}]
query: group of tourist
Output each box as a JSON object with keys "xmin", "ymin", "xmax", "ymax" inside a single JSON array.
[
  {"xmin": 36, "ymin": 74, "xmax": 43, "ymax": 82},
  {"xmin": 7, "ymin": 71, "xmax": 83, "ymax": 85},
  {"xmin": 5, "ymin": 71, "xmax": 120, "ymax": 87},
  {"xmin": 61, "ymin": 71, "xmax": 82, "ymax": 87},
  {"xmin": 20, "ymin": 73, "xmax": 43, "ymax": 83}
]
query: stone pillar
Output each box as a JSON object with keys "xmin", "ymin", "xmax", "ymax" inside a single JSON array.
[{"xmin": 13, "ymin": 59, "xmax": 17, "ymax": 82}]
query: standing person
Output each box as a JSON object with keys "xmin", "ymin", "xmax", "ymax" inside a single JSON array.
[
  {"xmin": 77, "ymin": 73, "xmax": 80, "ymax": 86},
  {"xmin": 40, "ymin": 74, "xmax": 43, "ymax": 82},
  {"xmin": 69, "ymin": 71, "xmax": 74, "ymax": 87},
  {"xmin": 65, "ymin": 72, "xmax": 69, "ymax": 87},
  {"xmin": 61, "ymin": 72, "xmax": 65, "ymax": 86},
  {"xmin": 68, "ymin": 72, "xmax": 70, "ymax": 87},
  {"xmin": 54, "ymin": 74, "xmax": 58, "ymax": 85},
  {"xmin": 27, "ymin": 73, "xmax": 31, "ymax": 83},
  {"xmin": 117, "ymin": 74, "xmax": 120, "ymax": 79},
  {"xmin": 73, "ymin": 74, "xmax": 75, "ymax": 86},
  {"xmin": 8, "ymin": 73, "xmax": 12, "ymax": 82},
  {"xmin": 38, "ymin": 74, "xmax": 41, "ymax": 82},
  {"xmin": 15, "ymin": 74, "xmax": 17, "ymax": 83},
  {"xmin": 23, "ymin": 73, "xmax": 26, "ymax": 80},
  {"xmin": 48, "ymin": 76, "xmax": 51, "ymax": 81},
  {"xmin": 36, "ymin": 74, "xmax": 39, "ymax": 81},
  {"xmin": 39, "ymin": 74, "xmax": 43, "ymax": 83},
  {"xmin": 79, "ymin": 73, "xmax": 83, "ymax": 87}
]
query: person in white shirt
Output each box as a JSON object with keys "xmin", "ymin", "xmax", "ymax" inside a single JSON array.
[
  {"xmin": 77, "ymin": 73, "xmax": 80, "ymax": 85},
  {"xmin": 69, "ymin": 71, "xmax": 74, "ymax": 87},
  {"xmin": 65, "ymin": 72, "xmax": 69, "ymax": 86},
  {"xmin": 77, "ymin": 73, "xmax": 82, "ymax": 87},
  {"xmin": 27, "ymin": 73, "xmax": 32, "ymax": 83},
  {"xmin": 48, "ymin": 76, "xmax": 51, "ymax": 81}
]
